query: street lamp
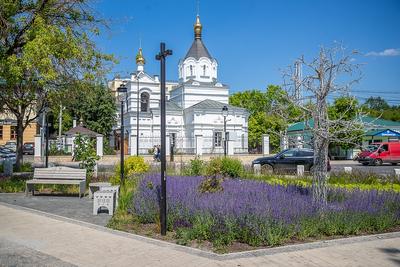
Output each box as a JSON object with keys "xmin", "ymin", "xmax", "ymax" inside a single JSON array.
[
  {"xmin": 222, "ymin": 105, "xmax": 228, "ymax": 157},
  {"xmin": 156, "ymin": 42, "xmax": 173, "ymax": 236},
  {"xmin": 117, "ymin": 83, "xmax": 128, "ymax": 186}
]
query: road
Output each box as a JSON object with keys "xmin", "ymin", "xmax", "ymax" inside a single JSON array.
[
  {"xmin": 23, "ymin": 155, "xmax": 399, "ymax": 176},
  {"xmin": 331, "ymin": 161, "xmax": 399, "ymax": 176}
]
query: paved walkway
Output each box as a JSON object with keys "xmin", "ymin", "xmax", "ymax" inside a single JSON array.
[
  {"xmin": 1, "ymin": 202, "xmax": 400, "ymax": 267},
  {"xmin": 0, "ymin": 193, "xmax": 110, "ymax": 227}
]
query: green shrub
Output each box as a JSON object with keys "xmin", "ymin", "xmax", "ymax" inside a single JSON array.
[
  {"xmin": 73, "ymin": 134, "xmax": 100, "ymax": 179},
  {"xmin": 205, "ymin": 157, "xmax": 243, "ymax": 178},
  {"xmin": 0, "ymin": 178, "xmax": 26, "ymax": 192},
  {"xmin": 17, "ymin": 162, "xmax": 33, "ymax": 172},
  {"xmin": 49, "ymin": 143, "xmax": 71, "ymax": 156},
  {"xmin": 205, "ymin": 157, "xmax": 223, "ymax": 177},
  {"xmin": 220, "ymin": 157, "xmax": 243, "ymax": 178},
  {"xmin": 117, "ymin": 178, "xmax": 139, "ymax": 213},
  {"xmin": 198, "ymin": 177, "xmax": 223, "ymax": 193},
  {"xmin": 184, "ymin": 156, "xmax": 204, "ymax": 176},
  {"xmin": 111, "ymin": 156, "xmax": 149, "ymax": 185}
]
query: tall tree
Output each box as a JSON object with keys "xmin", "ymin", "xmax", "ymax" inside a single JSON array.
[
  {"xmin": 363, "ymin": 96, "xmax": 390, "ymax": 111},
  {"xmin": 49, "ymin": 83, "xmax": 116, "ymax": 136},
  {"xmin": 230, "ymin": 85, "xmax": 297, "ymax": 151},
  {"xmin": 0, "ymin": 0, "xmax": 112, "ymax": 169},
  {"xmin": 328, "ymin": 96, "xmax": 363, "ymax": 150},
  {"xmin": 248, "ymin": 112, "xmax": 286, "ymax": 152},
  {"xmin": 282, "ymin": 45, "xmax": 362, "ymax": 205}
]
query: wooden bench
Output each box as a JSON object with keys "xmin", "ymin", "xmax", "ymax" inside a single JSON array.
[{"xmin": 26, "ymin": 167, "xmax": 87, "ymax": 198}]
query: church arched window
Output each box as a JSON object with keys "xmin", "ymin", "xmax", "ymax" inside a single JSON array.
[
  {"xmin": 203, "ymin": 65, "xmax": 206, "ymax": 76},
  {"xmin": 190, "ymin": 65, "xmax": 193, "ymax": 76},
  {"xmin": 140, "ymin": 92, "xmax": 150, "ymax": 112}
]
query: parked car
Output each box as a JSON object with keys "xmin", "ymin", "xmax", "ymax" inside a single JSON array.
[
  {"xmin": 23, "ymin": 142, "xmax": 35, "ymax": 155},
  {"xmin": 252, "ymin": 148, "xmax": 331, "ymax": 174},
  {"xmin": 357, "ymin": 142, "xmax": 400, "ymax": 166},
  {"xmin": 0, "ymin": 147, "xmax": 16, "ymax": 165},
  {"xmin": 4, "ymin": 141, "xmax": 17, "ymax": 152}
]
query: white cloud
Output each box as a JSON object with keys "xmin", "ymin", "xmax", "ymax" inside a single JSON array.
[{"xmin": 366, "ymin": 48, "xmax": 400, "ymax": 57}]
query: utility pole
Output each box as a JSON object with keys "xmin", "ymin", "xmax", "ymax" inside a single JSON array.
[
  {"xmin": 294, "ymin": 60, "xmax": 302, "ymax": 103},
  {"xmin": 156, "ymin": 42, "xmax": 172, "ymax": 236}
]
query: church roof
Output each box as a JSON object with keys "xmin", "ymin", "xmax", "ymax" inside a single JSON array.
[
  {"xmin": 184, "ymin": 39, "xmax": 213, "ymax": 60},
  {"xmin": 187, "ymin": 99, "xmax": 247, "ymax": 113},
  {"xmin": 166, "ymin": 101, "xmax": 182, "ymax": 111},
  {"xmin": 65, "ymin": 125, "xmax": 102, "ymax": 137},
  {"xmin": 149, "ymin": 101, "xmax": 182, "ymax": 115},
  {"xmin": 180, "ymin": 79, "xmax": 227, "ymax": 88},
  {"xmin": 184, "ymin": 15, "xmax": 213, "ymax": 60}
]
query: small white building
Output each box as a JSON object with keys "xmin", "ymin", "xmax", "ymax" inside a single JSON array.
[{"xmin": 110, "ymin": 15, "xmax": 249, "ymax": 155}]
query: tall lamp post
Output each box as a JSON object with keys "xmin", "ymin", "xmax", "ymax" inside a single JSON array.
[
  {"xmin": 222, "ymin": 105, "xmax": 228, "ymax": 157},
  {"xmin": 156, "ymin": 42, "xmax": 172, "ymax": 236},
  {"xmin": 117, "ymin": 83, "xmax": 128, "ymax": 186}
]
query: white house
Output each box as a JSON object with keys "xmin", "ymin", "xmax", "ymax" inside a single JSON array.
[{"xmin": 110, "ymin": 15, "xmax": 248, "ymax": 155}]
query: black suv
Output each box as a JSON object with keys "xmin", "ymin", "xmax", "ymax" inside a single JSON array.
[{"xmin": 252, "ymin": 148, "xmax": 331, "ymax": 173}]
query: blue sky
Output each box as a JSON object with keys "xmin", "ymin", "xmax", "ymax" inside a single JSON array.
[{"xmin": 94, "ymin": 0, "xmax": 400, "ymax": 105}]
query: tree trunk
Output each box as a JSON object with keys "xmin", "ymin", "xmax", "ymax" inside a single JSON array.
[
  {"xmin": 312, "ymin": 135, "xmax": 329, "ymax": 206},
  {"xmin": 312, "ymin": 98, "xmax": 329, "ymax": 206},
  {"xmin": 15, "ymin": 116, "xmax": 24, "ymax": 171}
]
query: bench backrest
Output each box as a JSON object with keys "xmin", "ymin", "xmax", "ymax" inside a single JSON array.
[{"xmin": 34, "ymin": 167, "xmax": 86, "ymax": 180}]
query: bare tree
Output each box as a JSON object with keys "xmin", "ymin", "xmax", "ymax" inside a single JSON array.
[{"xmin": 282, "ymin": 44, "xmax": 364, "ymax": 205}]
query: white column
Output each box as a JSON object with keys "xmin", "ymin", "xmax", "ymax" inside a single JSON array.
[
  {"xmin": 71, "ymin": 136, "xmax": 76, "ymax": 158},
  {"xmin": 297, "ymin": 165, "xmax": 305, "ymax": 176},
  {"xmin": 196, "ymin": 135, "xmax": 203, "ymax": 156},
  {"xmin": 130, "ymin": 134, "xmax": 137, "ymax": 156},
  {"xmin": 281, "ymin": 133, "xmax": 288, "ymax": 150},
  {"xmin": 296, "ymin": 136, "xmax": 303, "ymax": 148},
  {"xmin": 253, "ymin": 163, "xmax": 261, "ymax": 176},
  {"xmin": 166, "ymin": 134, "xmax": 170, "ymax": 156},
  {"xmin": 96, "ymin": 135, "xmax": 103, "ymax": 157},
  {"xmin": 262, "ymin": 134, "xmax": 270, "ymax": 155},
  {"xmin": 34, "ymin": 135, "xmax": 41, "ymax": 158},
  {"xmin": 344, "ymin": 167, "xmax": 352, "ymax": 174},
  {"xmin": 228, "ymin": 140, "xmax": 234, "ymax": 155},
  {"xmin": 394, "ymin": 169, "xmax": 400, "ymax": 179}
]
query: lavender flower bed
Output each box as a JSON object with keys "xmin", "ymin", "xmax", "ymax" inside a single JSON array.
[{"xmin": 133, "ymin": 174, "xmax": 400, "ymax": 247}]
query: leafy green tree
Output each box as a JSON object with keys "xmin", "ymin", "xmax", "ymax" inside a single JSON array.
[
  {"xmin": 0, "ymin": 0, "xmax": 113, "ymax": 170},
  {"xmin": 230, "ymin": 85, "xmax": 298, "ymax": 152},
  {"xmin": 248, "ymin": 112, "xmax": 286, "ymax": 152},
  {"xmin": 361, "ymin": 97, "xmax": 400, "ymax": 122},
  {"xmin": 229, "ymin": 89, "xmax": 269, "ymax": 115},
  {"xmin": 363, "ymin": 96, "xmax": 390, "ymax": 111},
  {"xmin": 50, "ymin": 83, "xmax": 116, "ymax": 136},
  {"xmin": 328, "ymin": 96, "xmax": 363, "ymax": 150}
]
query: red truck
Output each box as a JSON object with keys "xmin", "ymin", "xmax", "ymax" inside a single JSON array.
[{"xmin": 357, "ymin": 142, "xmax": 400, "ymax": 166}]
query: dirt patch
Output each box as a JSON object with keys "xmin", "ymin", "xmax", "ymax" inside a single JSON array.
[{"xmin": 109, "ymin": 218, "xmax": 400, "ymax": 254}]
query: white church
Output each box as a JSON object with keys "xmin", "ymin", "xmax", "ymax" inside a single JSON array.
[{"xmin": 109, "ymin": 15, "xmax": 249, "ymax": 156}]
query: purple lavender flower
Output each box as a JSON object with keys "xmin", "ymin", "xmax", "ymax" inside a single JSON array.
[{"xmin": 133, "ymin": 174, "xmax": 400, "ymax": 239}]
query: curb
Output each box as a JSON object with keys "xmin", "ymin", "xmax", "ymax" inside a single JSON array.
[{"xmin": 1, "ymin": 201, "xmax": 400, "ymax": 261}]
